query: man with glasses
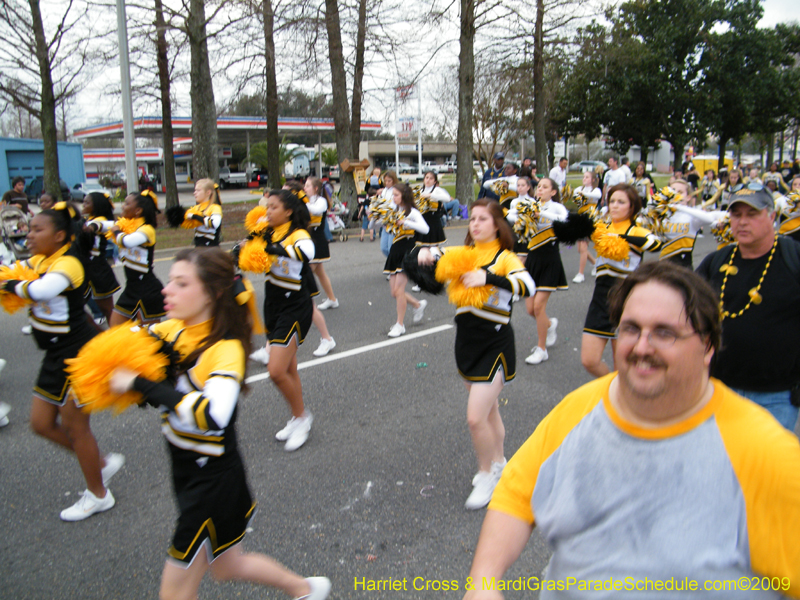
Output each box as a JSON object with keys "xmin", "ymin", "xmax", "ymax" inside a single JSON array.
[
  {"xmin": 696, "ymin": 184, "xmax": 800, "ymax": 432},
  {"xmin": 462, "ymin": 261, "xmax": 800, "ymax": 599}
]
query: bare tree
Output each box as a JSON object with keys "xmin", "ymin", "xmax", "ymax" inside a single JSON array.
[{"xmin": 154, "ymin": 0, "xmax": 179, "ymax": 208}]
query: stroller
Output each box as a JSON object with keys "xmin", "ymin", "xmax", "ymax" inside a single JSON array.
[
  {"xmin": 0, "ymin": 205, "xmax": 30, "ymax": 265},
  {"xmin": 327, "ymin": 198, "xmax": 349, "ymax": 242}
]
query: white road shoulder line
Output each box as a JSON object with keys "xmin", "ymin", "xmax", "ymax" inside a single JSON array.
[{"xmin": 245, "ymin": 323, "xmax": 454, "ymax": 384}]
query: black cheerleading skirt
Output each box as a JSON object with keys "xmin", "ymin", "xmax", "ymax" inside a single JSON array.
[
  {"xmin": 34, "ymin": 333, "xmax": 95, "ymax": 406},
  {"xmin": 85, "ymin": 254, "xmax": 120, "ymax": 300},
  {"xmin": 416, "ymin": 211, "xmax": 446, "ymax": 246},
  {"xmin": 114, "ymin": 268, "xmax": 166, "ymax": 320},
  {"xmin": 583, "ymin": 275, "xmax": 619, "ymax": 338},
  {"xmin": 662, "ymin": 252, "xmax": 693, "ymax": 270},
  {"xmin": 193, "ymin": 235, "xmax": 220, "ymax": 247},
  {"xmin": 303, "ymin": 262, "xmax": 320, "ymax": 298},
  {"xmin": 455, "ymin": 313, "xmax": 516, "ymax": 383},
  {"xmin": 309, "ymin": 224, "xmax": 330, "ymax": 262},
  {"xmin": 168, "ymin": 448, "xmax": 255, "ymax": 565},
  {"xmin": 383, "ymin": 237, "xmax": 415, "ymax": 274},
  {"xmin": 525, "ymin": 242, "xmax": 568, "ymax": 292},
  {"xmin": 264, "ymin": 282, "xmax": 313, "ymax": 347}
]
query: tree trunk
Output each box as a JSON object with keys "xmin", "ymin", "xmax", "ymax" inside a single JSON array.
[
  {"xmin": 29, "ymin": 0, "xmax": 60, "ymax": 197},
  {"xmin": 456, "ymin": 0, "xmax": 475, "ymax": 205},
  {"xmin": 155, "ymin": 0, "xmax": 179, "ymax": 209},
  {"xmin": 324, "ymin": 0, "xmax": 355, "ymax": 205},
  {"xmin": 532, "ymin": 0, "xmax": 547, "ymax": 177},
  {"xmin": 717, "ymin": 138, "xmax": 727, "ymax": 174},
  {"xmin": 766, "ymin": 132, "xmax": 774, "ymax": 167},
  {"xmin": 640, "ymin": 145, "xmax": 648, "ymax": 166},
  {"xmin": 188, "ymin": 0, "xmax": 218, "ymax": 181},
  {"xmin": 669, "ymin": 139, "xmax": 684, "ymax": 172},
  {"xmin": 349, "ymin": 0, "xmax": 367, "ymax": 161},
  {"xmin": 261, "ymin": 0, "xmax": 280, "ymax": 188}
]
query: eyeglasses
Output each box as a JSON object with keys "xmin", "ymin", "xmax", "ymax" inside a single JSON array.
[{"xmin": 615, "ymin": 323, "xmax": 699, "ymax": 349}]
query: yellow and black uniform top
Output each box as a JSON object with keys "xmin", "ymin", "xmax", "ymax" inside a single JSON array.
[
  {"xmin": 134, "ymin": 319, "xmax": 245, "ymax": 458},
  {"xmin": 304, "ymin": 195, "xmax": 327, "ymax": 229},
  {"xmin": 265, "ymin": 222, "xmax": 315, "ymax": 292},
  {"xmin": 572, "ymin": 186, "xmax": 601, "ymax": 216},
  {"xmin": 779, "ymin": 192, "xmax": 800, "ymax": 237},
  {"xmin": 630, "ymin": 177, "xmax": 653, "ymax": 205},
  {"xmin": 16, "ymin": 244, "xmax": 91, "ymax": 348},
  {"xmin": 657, "ymin": 210, "xmax": 704, "ymax": 261},
  {"xmin": 444, "ymin": 240, "xmax": 536, "ymax": 325},
  {"xmin": 595, "ymin": 220, "xmax": 661, "ymax": 278},
  {"xmin": 185, "ymin": 201, "xmax": 223, "ymax": 244},
  {"xmin": 85, "ymin": 216, "xmax": 113, "ymax": 257},
  {"xmin": 526, "ymin": 201, "xmax": 569, "ymax": 251},
  {"xmin": 113, "ymin": 218, "xmax": 157, "ymax": 274}
]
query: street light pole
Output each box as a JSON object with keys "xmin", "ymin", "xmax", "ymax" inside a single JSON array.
[{"xmin": 116, "ymin": 0, "xmax": 138, "ymax": 191}]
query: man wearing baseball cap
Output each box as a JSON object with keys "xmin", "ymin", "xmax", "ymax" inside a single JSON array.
[
  {"xmin": 696, "ymin": 183, "xmax": 800, "ymax": 431},
  {"xmin": 478, "ymin": 152, "xmax": 505, "ymax": 201}
]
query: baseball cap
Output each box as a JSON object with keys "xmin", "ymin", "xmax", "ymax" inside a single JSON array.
[
  {"xmin": 493, "ymin": 152, "xmax": 505, "ymax": 160},
  {"xmin": 729, "ymin": 182, "xmax": 774, "ymax": 211}
]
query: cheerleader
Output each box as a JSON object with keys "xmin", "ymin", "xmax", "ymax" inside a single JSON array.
[
  {"xmin": 80, "ymin": 192, "xmax": 120, "ymax": 323},
  {"xmin": 108, "ymin": 247, "xmax": 330, "ymax": 600},
  {"xmin": 630, "ymin": 161, "xmax": 653, "ymax": 205},
  {"xmin": 416, "ymin": 170, "xmax": 449, "ymax": 247},
  {"xmin": 704, "ymin": 168, "xmax": 744, "ymax": 210},
  {"xmin": 699, "ymin": 169, "xmax": 720, "ymax": 205},
  {"xmin": 777, "ymin": 175, "xmax": 800, "ymax": 242},
  {"xmin": 581, "ymin": 183, "xmax": 662, "ymax": 377},
  {"xmin": 377, "ymin": 171, "xmax": 398, "ymax": 258},
  {"xmin": 572, "ymin": 170, "xmax": 601, "ymax": 282},
  {"xmin": 189, "ymin": 178, "xmax": 223, "ymax": 246},
  {"xmin": 657, "ymin": 179, "xmax": 725, "ymax": 269},
  {"xmin": 2, "ymin": 204, "xmax": 123, "ymax": 520},
  {"xmin": 262, "ymin": 189, "xmax": 318, "ymax": 451},
  {"xmin": 508, "ymin": 177, "xmax": 568, "ymax": 366},
  {"xmin": 108, "ymin": 191, "xmax": 166, "ymax": 327},
  {"xmin": 382, "ymin": 182, "xmax": 429, "ymax": 337},
  {"xmin": 418, "ymin": 199, "xmax": 534, "ymax": 509},
  {"xmin": 507, "ymin": 176, "xmax": 536, "ymax": 259}
]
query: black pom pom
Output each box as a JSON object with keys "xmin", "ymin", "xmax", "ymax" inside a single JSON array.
[
  {"xmin": 165, "ymin": 205, "xmax": 186, "ymax": 228},
  {"xmin": 552, "ymin": 212, "xmax": 596, "ymax": 245},
  {"xmin": 402, "ymin": 246, "xmax": 445, "ymax": 295}
]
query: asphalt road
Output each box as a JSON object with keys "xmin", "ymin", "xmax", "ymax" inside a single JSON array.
[{"xmin": 0, "ymin": 229, "xmax": 783, "ymax": 599}]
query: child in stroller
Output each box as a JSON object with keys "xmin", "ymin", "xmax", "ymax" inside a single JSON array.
[{"xmin": 0, "ymin": 204, "xmax": 30, "ymax": 266}]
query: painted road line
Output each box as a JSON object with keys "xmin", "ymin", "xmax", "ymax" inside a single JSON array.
[{"xmin": 245, "ymin": 324, "xmax": 454, "ymax": 384}]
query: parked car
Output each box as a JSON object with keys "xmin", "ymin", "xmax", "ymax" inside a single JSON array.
[
  {"xmin": 219, "ymin": 167, "xmax": 249, "ymax": 188},
  {"xmin": 442, "ymin": 162, "xmax": 456, "ymax": 173},
  {"xmin": 386, "ymin": 162, "xmax": 413, "ymax": 174},
  {"xmin": 569, "ymin": 160, "xmax": 606, "ymax": 172},
  {"xmin": 251, "ymin": 169, "xmax": 269, "ymax": 186},
  {"xmin": 70, "ymin": 181, "xmax": 106, "ymax": 201},
  {"xmin": 321, "ymin": 165, "xmax": 340, "ymax": 181},
  {"xmin": 25, "ymin": 176, "xmax": 70, "ymax": 203}
]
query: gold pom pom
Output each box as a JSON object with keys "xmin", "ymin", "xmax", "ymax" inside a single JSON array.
[
  {"xmin": 65, "ymin": 325, "xmax": 171, "ymax": 414},
  {"xmin": 245, "ymin": 206, "xmax": 269, "ymax": 234},
  {"xmin": 435, "ymin": 247, "xmax": 494, "ymax": 308},
  {"xmin": 106, "ymin": 217, "xmax": 144, "ymax": 240},
  {"xmin": 592, "ymin": 223, "xmax": 630, "ymax": 261},
  {"xmin": 181, "ymin": 207, "xmax": 203, "ymax": 229},
  {"xmin": 238, "ymin": 238, "xmax": 275, "ymax": 273},
  {"xmin": 0, "ymin": 263, "xmax": 39, "ymax": 314}
]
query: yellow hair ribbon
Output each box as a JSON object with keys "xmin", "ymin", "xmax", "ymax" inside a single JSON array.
[
  {"xmin": 141, "ymin": 189, "xmax": 159, "ymax": 210},
  {"xmin": 53, "ymin": 201, "xmax": 77, "ymax": 219}
]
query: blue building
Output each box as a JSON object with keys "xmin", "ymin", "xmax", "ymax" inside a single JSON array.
[{"xmin": 0, "ymin": 137, "xmax": 85, "ymax": 194}]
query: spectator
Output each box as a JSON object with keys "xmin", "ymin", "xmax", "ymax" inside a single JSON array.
[
  {"xmin": 602, "ymin": 157, "xmax": 627, "ymax": 203},
  {"xmin": 478, "ymin": 152, "xmax": 505, "ymax": 201},
  {"xmin": 2, "ymin": 176, "xmax": 29, "ymax": 214},
  {"xmin": 548, "ymin": 157, "xmax": 568, "ymax": 191},
  {"xmin": 518, "ymin": 157, "xmax": 534, "ymax": 179},
  {"xmin": 463, "ymin": 261, "xmax": 800, "ymax": 600},
  {"xmin": 618, "ymin": 156, "xmax": 632, "ymax": 182}
]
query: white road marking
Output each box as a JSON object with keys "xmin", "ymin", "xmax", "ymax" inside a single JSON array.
[{"xmin": 244, "ymin": 324, "xmax": 454, "ymax": 384}]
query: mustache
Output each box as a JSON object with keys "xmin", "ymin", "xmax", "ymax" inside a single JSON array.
[{"xmin": 626, "ymin": 353, "xmax": 666, "ymax": 369}]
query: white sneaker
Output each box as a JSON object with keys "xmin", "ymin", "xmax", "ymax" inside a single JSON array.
[
  {"xmin": 275, "ymin": 417, "xmax": 299, "ymax": 441},
  {"xmin": 313, "ymin": 337, "xmax": 336, "ymax": 357},
  {"xmin": 317, "ymin": 298, "xmax": 339, "ymax": 310},
  {"xmin": 465, "ymin": 460, "xmax": 504, "ymax": 510},
  {"xmin": 525, "ymin": 347, "xmax": 548, "ymax": 365},
  {"xmin": 572, "ymin": 273, "xmax": 585, "ymax": 283},
  {"xmin": 472, "ymin": 457, "xmax": 506, "ymax": 486},
  {"xmin": 60, "ymin": 489, "xmax": 115, "ymax": 521},
  {"xmin": 0, "ymin": 358, "xmax": 6, "ymax": 377},
  {"xmin": 0, "ymin": 401, "xmax": 10, "ymax": 427},
  {"xmin": 387, "ymin": 323, "xmax": 405, "ymax": 338},
  {"xmin": 413, "ymin": 299, "xmax": 427, "ymax": 323},
  {"xmin": 295, "ymin": 577, "xmax": 332, "ymax": 600},
  {"xmin": 21, "ymin": 325, "xmax": 32, "ymax": 335},
  {"xmin": 591, "ymin": 266, "xmax": 597, "ymax": 277},
  {"xmin": 411, "ymin": 285, "xmax": 421, "ymax": 292},
  {"xmin": 285, "ymin": 413, "xmax": 313, "ymax": 452},
  {"xmin": 249, "ymin": 347, "xmax": 270, "ymax": 366},
  {"xmin": 546, "ymin": 317, "xmax": 558, "ymax": 347},
  {"xmin": 101, "ymin": 453, "xmax": 125, "ymax": 486}
]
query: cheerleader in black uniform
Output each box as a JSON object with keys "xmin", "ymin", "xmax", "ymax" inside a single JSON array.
[
  {"xmin": 581, "ymin": 184, "xmax": 661, "ymax": 377},
  {"xmin": 383, "ymin": 183, "xmax": 429, "ymax": 337},
  {"xmin": 572, "ymin": 171, "xmax": 601, "ymax": 282},
  {"xmin": 189, "ymin": 178, "xmax": 223, "ymax": 246},
  {"xmin": 80, "ymin": 192, "xmax": 120, "ymax": 323},
  {"xmin": 418, "ymin": 199, "xmax": 534, "ymax": 509},
  {"xmin": 508, "ymin": 177, "xmax": 569, "ymax": 366},
  {"xmin": 506, "ymin": 176, "xmax": 537, "ymax": 259},
  {"xmin": 108, "ymin": 191, "xmax": 166, "ymax": 327},
  {"xmin": 2, "ymin": 204, "xmax": 123, "ymax": 520},
  {"xmin": 109, "ymin": 247, "xmax": 330, "ymax": 600},
  {"xmin": 416, "ymin": 170, "xmax": 449, "ymax": 247}
]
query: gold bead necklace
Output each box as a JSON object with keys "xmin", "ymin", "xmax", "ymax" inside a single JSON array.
[{"xmin": 718, "ymin": 235, "xmax": 778, "ymax": 320}]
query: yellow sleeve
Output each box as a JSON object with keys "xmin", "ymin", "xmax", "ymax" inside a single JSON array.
[
  {"xmin": 196, "ymin": 339, "xmax": 245, "ymax": 383},
  {"xmin": 489, "ymin": 376, "xmax": 609, "ymax": 524},
  {"xmin": 208, "ymin": 204, "xmax": 223, "ymax": 217},
  {"xmin": 714, "ymin": 387, "xmax": 800, "ymax": 598},
  {"xmin": 50, "ymin": 256, "xmax": 85, "ymax": 288},
  {"xmin": 138, "ymin": 224, "xmax": 157, "ymax": 246}
]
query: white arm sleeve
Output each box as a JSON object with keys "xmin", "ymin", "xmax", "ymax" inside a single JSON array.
[
  {"xmin": 16, "ymin": 272, "xmax": 70, "ymax": 301},
  {"xmin": 307, "ymin": 196, "xmax": 328, "ymax": 216},
  {"xmin": 403, "ymin": 209, "xmax": 430, "ymax": 234},
  {"xmin": 119, "ymin": 231, "xmax": 150, "ymax": 248}
]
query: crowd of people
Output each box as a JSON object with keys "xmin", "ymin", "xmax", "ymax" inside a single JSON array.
[{"xmin": 1, "ymin": 152, "xmax": 800, "ymax": 598}]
